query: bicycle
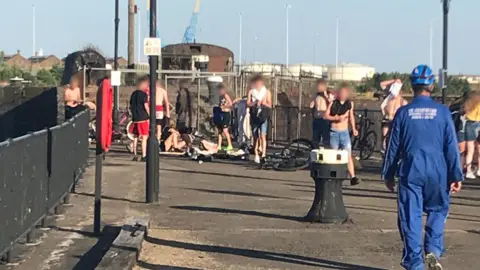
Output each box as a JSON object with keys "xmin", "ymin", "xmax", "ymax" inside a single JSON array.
[
  {"xmin": 351, "ymin": 113, "xmax": 378, "ymax": 160},
  {"xmin": 261, "ymin": 138, "xmax": 314, "ymax": 171}
]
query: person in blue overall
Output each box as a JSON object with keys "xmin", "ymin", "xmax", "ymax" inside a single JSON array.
[{"xmin": 382, "ymin": 64, "xmax": 463, "ymax": 270}]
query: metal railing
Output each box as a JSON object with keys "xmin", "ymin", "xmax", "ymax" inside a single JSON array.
[
  {"xmin": 271, "ymin": 106, "xmax": 384, "ymax": 151},
  {"xmin": 0, "ymin": 110, "xmax": 89, "ymax": 261}
]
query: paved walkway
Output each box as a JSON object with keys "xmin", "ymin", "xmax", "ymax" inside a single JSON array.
[
  {"xmin": 3, "ymin": 148, "xmax": 480, "ymax": 270},
  {"xmin": 133, "ymin": 158, "xmax": 480, "ymax": 270}
]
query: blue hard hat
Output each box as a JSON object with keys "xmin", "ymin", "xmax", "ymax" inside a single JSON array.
[{"xmin": 410, "ymin": 64, "xmax": 435, "ymax": 86}]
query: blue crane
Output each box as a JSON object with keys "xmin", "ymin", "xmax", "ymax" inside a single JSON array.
[{"xmin": 182, "ymin": 0, "xmax": 200, "ymax": 43}]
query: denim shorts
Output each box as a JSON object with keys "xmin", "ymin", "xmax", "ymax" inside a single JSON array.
[
  {"xmin": 465, "ymin": 121, "xmax": 480, "ymax": 142},
  {"xmin": 330, "ymin": 128, "xmax": 351, "ymax": 153},
  {"xmin": 253, "ymin": 121, "xmax": 268, "ymax": 136}
]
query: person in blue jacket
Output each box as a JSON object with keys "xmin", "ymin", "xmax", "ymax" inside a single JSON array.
[{"xmin": 382, "ymin": 64, "xmax": 463, "ymax": 270}]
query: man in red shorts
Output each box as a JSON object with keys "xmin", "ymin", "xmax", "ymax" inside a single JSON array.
[{"xmin": 129, "ymin": 75, "xmax": 150, "ymax": 161}]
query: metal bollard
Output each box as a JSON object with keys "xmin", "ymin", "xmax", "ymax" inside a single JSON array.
[{"xmin": 304, "ymin": 148, "xmax": 349, "ymax": 223}]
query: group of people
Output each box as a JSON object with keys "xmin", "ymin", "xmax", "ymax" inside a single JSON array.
[
  {"xmin": 451, "ymin": 90, "xmax": 480, "ymax": 179},
  {"xmin": 209, "ymin": 74, "xmax": 272, "ymax": 163},
  {"xmin": 309, "ymin": 79, "xmax": 360, "ymax": 185},
  {"xmin": 129, "ymin": 75, "xmax": 171, "ymax": 161}
]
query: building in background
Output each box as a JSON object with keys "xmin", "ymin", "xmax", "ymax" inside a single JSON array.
[
  {"xmin": 326, "ymin": 63, "xmax": 375, "ymax": 82},
  {"xmin": 105, "ymin": 57, "xmax": 128, "ymax": 68},
  {"xmin": 3, "ymin": 50, "xmax": 29, "ymax": 69},
  {"xmin": 160, "ymin": 43, "xmax": 234, "ymax": 73},
  {"xmin": 240, "ymin": 62, "xmax": 374, "ymax": 82},
  {"xmin": 29, "ymin": 53, "xmax": 61, "ymax": 71}
]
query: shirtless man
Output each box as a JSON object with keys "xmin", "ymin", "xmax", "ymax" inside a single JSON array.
[
  {"xmin": 247, "ymin": 74, "xmax": 272, "ymax": 163},
  {"xmin": 155, "ymin": 80, "xmax": 170, "ymax": 142},
  {"xmin": 380, "ymin": 79, "xmax": 408, "ymax": 152},
  {"xmin": 309, "ymin": 79, "xmax": 330, "ymax": 146},
  {"xmin": 324, "ymin": 84, "xmax": 360, "ymax": 186},
  {"xmin": 64, "ymin": 76, "xmax": 96, "ymax": 120}
]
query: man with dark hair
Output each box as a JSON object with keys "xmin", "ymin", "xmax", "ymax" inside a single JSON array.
[
  {"xmin": 129, "ymin": 75, "xmax": 150, "ymax": 161},
  {"xmin": 382, "ymin": 64, "xmax": 463, "ymax": 270},
  {"xmin": 309, "ymin": 78, "xmax": 330, "ymax": 146}
]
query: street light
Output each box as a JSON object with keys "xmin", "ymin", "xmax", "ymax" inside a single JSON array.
[
  {"xmin": 146, "ymin": 0, "xmax": 159, "ymax": 203},
  {"xmin": 313, "ymin": 32, "xmax": 320, "ymax": 66},
  {"xmin": 253, "ymin": 36, "xmax": 258, "ymax": 63},
  {"xmin": 285, "ymin": 4, "xmax": 291, "ymax": 67},
  {"xmin": 441, "ymin": 0, "xmax": 450, "ymax": 104},
  {"xmin": 429, "ymin": 18, "xmax": 435, "ymax": 70},
  {"xmin": 335, "ymin": 17, "xmax": 339, "ymax": 69},
  {"xmin": 239, "ymin": 13, "xmax": 243, "ymax": 74},
  {"xmin": 113, "ymin": 0, "xmax": 120, "ymax": 131}
]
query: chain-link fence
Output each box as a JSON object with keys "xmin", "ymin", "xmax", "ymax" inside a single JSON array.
[{"xmin": 86, "ymin": 68, "xmax": 237, "ymax": 136}]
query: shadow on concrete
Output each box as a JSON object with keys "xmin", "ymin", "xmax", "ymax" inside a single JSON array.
[
  {"xmin": 75, "ymin": 191, "xmax": 144, "ymax": 204},
  {"xmin": 144, "ymin": 236, "xmax": 385, "ymax": 270},
  {"xmin": 181, "ymin": 188, "xmax": 299, "ymax": 201},
  {"xmin": 347, "ymin": 205, "xmax": 480, "ymax": 223},
  {"xmin": 72, "ymin": 225, "xmax": 120, "ymax": 270},
  {"xmin": 171, "ymin": 205, "xmax": 302, "ymax": 222},
  {"xmin": 49, "ymin": 225, "xmax": 98, "ymax": 239},
  {"xmin": 161, "ymin": 168, "xmax": 299, "ymax": 184},
  {"xmin": 284, "ymin": 183, "xmax": 314, "ymax": 188},
  {"xmin": 136, "ymin": 261, "xmax": 201, "ymax": 270}
]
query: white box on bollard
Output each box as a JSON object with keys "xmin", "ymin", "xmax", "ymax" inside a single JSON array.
[{"xmin": 310, "ymin": 148, "xmax": 348, "ymax": 165}]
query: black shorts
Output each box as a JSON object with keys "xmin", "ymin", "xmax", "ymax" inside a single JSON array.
[
  {"xmin": 156, "ymin": 118, "xmax": 163, "ymax": 125},
  {"xmin": 217, "ymin": 112, "xmax": 231, "ymax": 129}
]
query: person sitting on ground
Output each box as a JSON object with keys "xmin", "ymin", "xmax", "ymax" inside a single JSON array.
[
  {"xmin": 379, "ymin": 78, "xmax": 408, "ymax": 152},
  {"xmin": 160, "ymin": 119, "xmax": 187, "ymax": 153},
  {"xmin": 214, "ymin": 83, "xmax": 234, "ymax": 151},
  {"xmin": 64, "ymin": 76, "xmax": 96, "ymax": 120},
  {"xmin": 155, "ymin": 80, "xmax": 170, "ymax": 143},
  {"xmin": 324, "ymin": 83, "xmax": 360, "ymax": 186}
]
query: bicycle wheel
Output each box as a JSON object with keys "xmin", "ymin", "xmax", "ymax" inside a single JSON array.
[
  {"xmin": 280, "ymin": 138, "xmax": 314, "ymax": 159},
  {"xmin": 359, "ymin": 130, "xmax": 377, "ymax": 160},
  {"xmin": 272, "ymin": 157, "xmax": 308, "ymax": 172}
]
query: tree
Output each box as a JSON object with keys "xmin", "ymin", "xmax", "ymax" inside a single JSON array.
[
  {"xmin": 49, "ymin": 65, "xmax": 64, "ymax": 84},
  {"xmin": 0, "ymin": 65, "xmax": 24, "ymax": 81},
  {"xmin": 357, "ymin": 72, "xmax": 470, "ymax": 96},
  {"xmin": 0, "ymin": 50, "xmax": 4, "ymax": 66},
  {"xmin": 36, "ymin": 69, "xmax": 56, "ymax": 86}
]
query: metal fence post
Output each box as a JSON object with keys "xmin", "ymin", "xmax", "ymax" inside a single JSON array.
[
  {"xmin": 273, "ymin": 75, "xmax": 279, "ymax": 143},
  {"xmin": 297, "ymin": 77, "xmax": 303, "ymax": 139},
  {"xmin": 82, "ymin": 65, "xmax": 86, "ymax": 102},
  {"xmin": 196, "ymin": 75, "xmax": 201, "ymax": 131}
]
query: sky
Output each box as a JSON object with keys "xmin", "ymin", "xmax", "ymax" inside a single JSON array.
[{"xmin": 1, "ymin": 0, "xmax": 479, "ymax": 74}]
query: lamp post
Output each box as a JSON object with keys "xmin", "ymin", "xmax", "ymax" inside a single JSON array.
[
  {"xmin": 146, "ymin": 0, "xmax": 159, "ymax": 203},
  {"xmin": 335, "ymin": 17, "xmax": 339, "ymax": 69},
  {"xmin": 239, "ymin": 13, "xmax": 243, "ymax": 75},
  {"xmin": 285, "ymin": 4, "xmax": 291, "ymax": 67},
  {"xmin": 313, "ymin": 32, "xmax": 319, "ymax": 67},
  {"xmin": 253, "ymin": 36, "xmax": 258, "ymax": 63},
  {"xmin": 441, "ymin": 0, "xmax": 450, "ymax": 104},
  {"xmin": 113, "ymin": 0, "xmax": 120, "ymax": 131},
  {"xmin": 429, "ymin": 18, "xmax": 435, "ymax": 70}
]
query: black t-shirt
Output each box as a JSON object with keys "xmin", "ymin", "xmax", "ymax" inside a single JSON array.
[
  {"xmin": 330, "ymin": 100, "xmax": 352, "ymax": 116},
  {"xmin": 129, "ymin": 90, "xmax": 149, "ymax": 122}
]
